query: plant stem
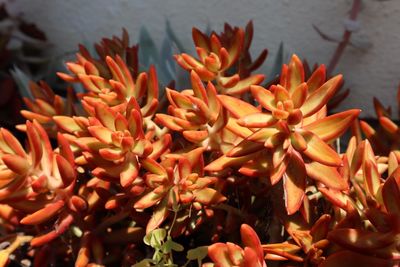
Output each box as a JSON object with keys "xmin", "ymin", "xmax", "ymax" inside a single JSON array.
[{"xmin": 327, "ymin": 0, "xmax": 362, "ymax": 76}]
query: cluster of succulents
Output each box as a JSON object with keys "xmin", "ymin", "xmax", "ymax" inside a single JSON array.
[{"xmin": 0, "ymin": 21, "xmax": 399, "ymax": 267}]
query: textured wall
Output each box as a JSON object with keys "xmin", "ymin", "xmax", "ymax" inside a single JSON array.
[{"xmin": 7, "ymin": 0, "xmax": 400, "ymax": 118}]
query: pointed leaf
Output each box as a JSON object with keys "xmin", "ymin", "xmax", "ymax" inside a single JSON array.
[
  {"xmin": 305, "ymin": 161, "xmax": 347, "ymax": 190},
  {"xmin": 300, "ymin": 75, "xmax": 342, "ymax": 117},
  {"xmin": 284, "ymin": 152, "xmax": 306, "ymax": 215},
  {"xmin": 301, "ymin": 131, "xmax": 342, "ymax": 167},
  {"xmin": 304, "ymin": 109, "xmax": 361, "ymax": 142},
  {"xmin": 2, "ymin": 154, "xmax": 30, "ymax": 175},
  {"xmin": 208, "ymin": 243, "xmax": 233, "ymax": 267},
  {"xmin": 20, "ymin": 200, "xmax": 65, "ymax": 225},
  {"xmin": 251, "ymin": 85, "xmax": 275, "ymax": 111},
  {"xmin": 243, "ymin": 247, "xmax": 263, "ymax": 267},
  {"xmin": 240, "ymin": 224, "xmax": 264, "ymax": 263},
  {"xmin": 146, "ymin": 199, "xmax": 169, "ymax": 233},
  {"xmin": 291, "ymin": 83, "xmax": 308, "ymax": 108},
  {"xmin": 204, "ymin": 153, "xmax": 257, "ymax": 172},
  {"xmin": 286, "ymin": 54, "xmax": 305, "ymax": 94},
  {"xmin": 382, "ymin": 169, "xmax": 400, "ymax": 216},
  {"xmin": 306, "ymin": 65, "xmax": 326, "ymax": 93},
  {"xmin": 56, "ymin": 155, "xmax": 75, "ymax": 187},
  {"xmin": 225, "ymin": 74, "xmax": 265, "ymax": 95},
  {"xmin": 217, "ymin": 95, "xmax": 259, "ymax": 118},
  {"xmin": 237, "ymin": 112, "xmax": 276, "ymax": 128}
]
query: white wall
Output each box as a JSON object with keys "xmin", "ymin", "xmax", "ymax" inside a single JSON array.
[{"xmin": 7, "ymin": 0, "xmax": 400, "ymax": 118}]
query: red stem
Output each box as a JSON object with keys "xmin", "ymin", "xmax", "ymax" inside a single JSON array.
[{"xmin": 327, "ymin": 0, "xmax": 362, "ymax": 76}]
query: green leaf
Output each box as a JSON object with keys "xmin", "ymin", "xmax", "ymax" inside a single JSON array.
[
  {"xmin": 162, "ymin": 237, "xmax": 184, "ymax": 253},
  {"xmin": 186, "ymin": 246, "xmax": 208, "ymax": 261},
  {"xmin": 171, "ymin": 190, "xmax": 179, "ymax": 212},
  {"xmin": 10, "ymin": 66, "xmax": 33, "ymax": 99},
  {"xmin": 165, "ymin": 19, "xmax": 185, "ymax": 53},
  {"xmin": 152, "ymin": 228, "xmax": 167, "ymax": 246},
  {"xmin": 138, "ymin": 26, "xmax": 159, "ymax": 69},
  {"xmin": 269, "ymin": 42, "xmax": 287, "ymax": 82},
  {"xmin": 144, "ymin": 228, "xmax": 166, "ymax": 248}
]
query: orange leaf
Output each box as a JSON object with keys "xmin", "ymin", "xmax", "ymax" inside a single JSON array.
[
  {"xmin": 183, "ymin": 130, "xmax": 208, "ymax": 143},
  {"xmin": 291, "ymin": 83, "xmax": 308, "ymax": 109},
  {"xmin": 134, "ymin": 190, "xmax": 164, "ymax": 210},
  {"xmin": 219, "ymin": 74, "xmax": 240, "ymax": 88},
  {"xmin": 141, "ymin": 158, "xmax": 166, "ymax": 176},
  {"xmin": 1, "ymin": 154, "xmax": 30, "ymax": 175},
  {"xmin": 301, "ymin": 131, "xmax": 342, "ymax": 167},
  {"xmin": 192, "ymin": 28, "xmax": 210, "ymax": 51},
  {"xmin": 303, "ymin": 109, "xmax": 361, "ymax": 142},
  {"xmin": 88, "ymin": 126, "xmax": 113, "ymax": 144},
  {"xmin": 300, "ymin": 75, "xmax": 342, "ymax": 117},
  {"xmin": 237, "ymin": 112, "xmax": 275, "ymax": 128},
  {"xmin": 226, "ymin": 28, "xmax": 244, "ymax": 68},
  {"xmin": 56, "ymin": 155, "xmax": 75, "ymax": 187},
  {"xmin": 94, "ymin": 103, "xmax": 116, "ymax": 131},
  {"xmin": 286, "ymin": 54, "xmax": 305, "ymax": 94},
  {"xmin": 193, "ymin": 188, "xmax": 226, "ymax": 205},
  {"xmin": 190, "ymin": 71, "xmax": 208, "ymax": 103},
  {"xmin": 120, "ymin": 158, "xmax": 139, "ymax": 187},
  {"xmin": 218, "ymin": 95, "xmax": 259, "ymax": 118},
  {"xmin": 205, "ymin": 153, "xmax": 257, "ymax": 172},
  {"xmin": 20, "ymin": 200, "xmax": 65, "ymax": 225},
  {"xmin": 53, "ymin": 116, "xmax": 83, "ymax": 133},
  {"xmin": 305, "ymin": 161, "xmax": 347, "ymax": 190},
  {"xmin": 306, "ymin": 64, "xmax": 326, "ymax": 93},
  {"xmin": 0, "ymin": 128, "xmax": 26, "ymax": 157},
  {"xmin": 30, "ymin": 212, "xmax": 73, "ymax": 247},
  {"xmin": 240, "ymin": 224, "xmax": 264, "ymax": 263},
  {"xmin": 155, "ymin": 114, "xmax": 184, "ymax": 131},
  {"xmin": 225, "ymin": 118, "xmax": 254, "ymax": 139},
  {"xmin": 382, "ymin": 169, "xmax": 400, "ymax": 216},
  {"xmin": 146, "ymin": 199, "xmax": 169, "ymax": 233},
  {"xmin": 284, "ymin": 152, "xmax": 306, "ymax": 215},
  {"xmin": 379, "ymin": 116, "xmax": 398, "ymax": 134},
  {"xmin": 208, "ymin": 243, "xmax": 234, "ymax": 267},
  {"xmin": 243, "ymin": 247, "xmax": 263, "ymax": 267},
  {"xmin": 227, "ymin": 140, "xmax": 264, "ymax": 157},
  {"xmin": 250, "ymin": 85, "xmax": 275, "ymax": 111},
  {"xmin": 225, "ymin": 74, "xmax": 265, "ymax": 95}
]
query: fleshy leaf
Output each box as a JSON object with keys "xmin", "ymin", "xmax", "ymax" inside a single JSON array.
[
  {"xmin": 301, "ymin": 130, "xmax": 342, "ymax": 167},
  {"xmin": 284, "ymin": 152, "xmax": 306, "ymax": 215},
  {"xmin": 305, "ymin": 161, "xmax": 347, "ymax": 190},
  {"xmin": 300, "ymin": 75, "xmax": 342, "ymax": 117},
  {"xmin": 303, "ymin": 109, "xmax": 361, "ymax": 142},
  {"xmin": 218, "ymin": 95, "xmax": 259, "ymax": 118}
]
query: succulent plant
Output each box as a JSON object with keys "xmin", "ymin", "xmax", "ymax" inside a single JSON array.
[{"xmin": 0, "ymin": 19, "xmax": 399, "ymax": 267}]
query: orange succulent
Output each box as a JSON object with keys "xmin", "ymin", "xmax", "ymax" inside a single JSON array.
[
  {"xmin": 156, "ymin": 71, "xmax": 231, "ymax": 151},
  {"xmin": 0, "ymin": 120, "xmax": 85, "ymax": 247},
  {"xmin": 206, "ymin": 55, "xmax": 359, "ymax": 214},
  {"xmin": 206, "ymin": 224, "xmax": 267, "ymax": 267},
  {"xmin": 175, "ymin": 25, "xmax": 265, "ymax": 95},
  {"xmin": 321, "ymin": 141, "xmax": 400, "ymax": 266},
  {"xmin": 55, "ymin": 99, "xmax": 171, "ymax": 189},
  {"xmin": 17, "ymin": 81, "xmax": 75, "ymax": 136},
  {"xmin": 135, "ymin": 147, "xmax": 226, "ymax": 233},
  {"xmin": 4, "ymin": 22, "xmax": 400, "ymax": 267}
]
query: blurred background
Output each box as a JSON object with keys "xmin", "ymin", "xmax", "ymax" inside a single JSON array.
[{"xmin": 1, "ymin": 0, "xmax": 400, "ymax": 119}]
